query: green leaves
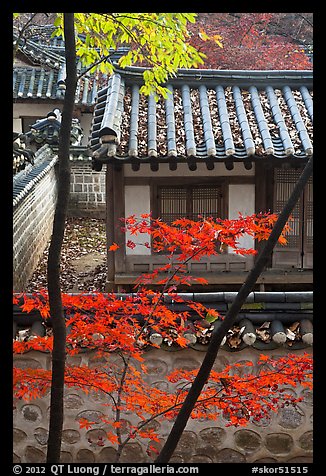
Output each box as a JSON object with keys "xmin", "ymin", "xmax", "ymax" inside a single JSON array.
[
  {"xmin": 205, "ymin": 311, "xmax": 219, "ymax": 324},
  {"xmin": 50, "ymin": 13, "xmax": 208, "ymax": 97}
]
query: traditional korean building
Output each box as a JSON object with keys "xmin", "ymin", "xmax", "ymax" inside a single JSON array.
[
  {"xmin": 13, "ymin": 26, "xmax": 128, "ymax": 144},
  {"xmin": 89, "ymin": 66, "xmax": 313, "ymax": 292}
]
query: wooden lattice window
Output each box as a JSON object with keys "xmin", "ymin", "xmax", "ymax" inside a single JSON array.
[
  {"xmin": 273, "ymin": 168, "xmax": 313, "ymax": 269},
  {"xmin": 158, "ymin": 184, "xmax": 224, "ymax": 224}
]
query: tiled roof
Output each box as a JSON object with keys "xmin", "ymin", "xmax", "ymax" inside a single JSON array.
[
  {"xmin": 89, "ymin": 67, "xmax": 313, "ymax": 170},
  {"xmin": 13, "ymin": 145, "xmax": 58, "ymax": 207},
  {"xmin": 13, "ymin": 292, "xmax": 313, "ymax": 351},
  {"xmin": 14, "ymin": 29, "xmax": 130, "ymax": 70},
  {"xmin": 13, "ymin": 66, "xmax": 100, "ymax": 106},
  {"xmin": 13, "ymin": 30, "xmax": 130, "ymax": 107},
  {"xmin": 13, "ymin": 134, "xmax": 35, "ymax": 175},
  {"xmin": 24, "ymin": 110, "xmax": 84, "ymax": 147}
]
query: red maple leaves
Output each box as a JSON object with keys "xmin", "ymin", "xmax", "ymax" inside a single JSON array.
[
  {"xmin": 13, "ymin": 213, "xmax": 310, "ymax": 460},
  {"xmin": 188, "ymin": 13, "xmax": 312, "ymax": 70}
]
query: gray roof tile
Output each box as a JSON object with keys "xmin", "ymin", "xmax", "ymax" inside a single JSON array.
[
  {"xmin": 13, "ymin": 291, "xmax": 313, "ymax": 351},
  {"xmin": 89, "ymin": 67, "xmax": 313, "ymax": 169}
]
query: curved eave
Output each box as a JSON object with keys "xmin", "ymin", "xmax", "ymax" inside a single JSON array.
[
  {"xmin": 91, "ymin": 153, "xmax": 311, "ymax": 172},
  {"xmin": 111, "ymin": 64, "xmax": 313, "ymax": 87}
]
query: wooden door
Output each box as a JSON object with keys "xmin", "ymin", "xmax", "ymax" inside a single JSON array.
[{"xmin": 272, "ymin": 167, "xmax": 313, "ymax": 269}]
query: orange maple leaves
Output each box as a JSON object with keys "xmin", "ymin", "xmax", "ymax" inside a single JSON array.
[{"xmin": 13, "ymin": 212, "xmax": 305, "ymax": 459}]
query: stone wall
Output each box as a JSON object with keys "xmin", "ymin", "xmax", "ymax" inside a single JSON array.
[
  {"xmin": 69, "ymin": 160, "xmax": 106, "ymax": 218},
  {"xmin": 13, "ymin": 147, "xmax": 58, "ymax": 291},
  {"xmin": 13, "ymin": 347, "xmax": 313, "ymax": 464}
]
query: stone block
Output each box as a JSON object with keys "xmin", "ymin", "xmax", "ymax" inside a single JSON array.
[
  {"xmin": 76, "ymin": 410, "xmax": 104, "ymax": 424},
  {"xmin": 34, "ymin": 427, "xmax": 48, "ymax": 445},
  {"xmin": 278, "ymin": 406, "xmax": 304, "ymax": 429},
  {"xmin": 198, "ymin": 427, "xmax": 226, "ymax": 448},
  {"xmin": 64, "ymin": 393, "xmax": 84, "ymax": 410},
  {"xmin": 60, "ymin": 451, "xmax": 73, "ymax": 463},
  {"xmin": 98, "ymin": 447, "xmax": 118, "ymax": 463},
  {"xmin": 265, "ymin": 433, "xmax": 294, "ymax": 455},
  {"xmin": 86, "ymin": 429, "xmax": 107, "ymax": 446},
  {"xmin": 214, "ymin": 448, "xmax": 246, "ymax": 463},
  {"xmin": 14, "ymin": 358, "xmax": 42, "ymax": 370},
  {"xmin": 189, "ymin": 454, "xmax": 214, "ymax": 463},
  {"xmin": 25, "ymin": 446, "xmax": 46, "ymax": 463},
  {"xmin": 234, "ymin": 429, "xmax": 262, "ymax": 453},
  {"xmin": 120, "ymin": 442, "xmax": 145, "ymax": 463},
  {"xmin": 175, "ymin": 431, "xmax": 197, "ymax": 457},
  {"xmin": 76, "ymin": 449, "xmax": 95, "ymax": 463},
  {"xmin": 74, "ymin": 174, "xmax": 83, "ymax": 182},
  {"xmin": 173, "ymin": 358, "xmax": 201, "ymax": 371},
  {"xmin": 13, "ymin": 428, "xmax": 27, "ymax": 443},
  {"xmin": 298, "ymin": 431, "xmax": 313, "ymax": 452},
  {"xmin": 145, "ymin": 358, "xmax": 168, "ymax": 376},
  {"xmin": 62, "ymin": 429, "xmax": 81, "ymax": 444},
  {"xmin": 21, "ymin": 404, "xmax": 43, "ymax": 423}
]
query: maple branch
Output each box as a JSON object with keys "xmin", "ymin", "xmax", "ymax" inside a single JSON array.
[
  {"xmin": 133, "ymin": 243, "xmax": 208, "ymax": 342},
  {"xmin": 13, "ymin": 13, "xmax": 39, "ymax": 59},
  {"xmin": 76, "ymin": 54, "xmax": 114, "ymax": 81},
  {"xmin": 156, "ymin": 156, "xmax": 313, "ymax": 463},
  {"xmin": 297, "ymin": 13, "xmax": 313, "ymax": 29}
]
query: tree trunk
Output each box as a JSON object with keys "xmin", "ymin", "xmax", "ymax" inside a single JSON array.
[
  {"xmin": 155, "ymin": 156, "xmax": 313, "ymax": 463},
  {"xmin": 46, "ymin": 13, "xmax": 77, "ymax": 463}
]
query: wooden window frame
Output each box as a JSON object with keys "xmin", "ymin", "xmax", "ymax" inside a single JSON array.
[{"xmin": 151, "ymin": 178, "xmax": 228, "ymax": 222}]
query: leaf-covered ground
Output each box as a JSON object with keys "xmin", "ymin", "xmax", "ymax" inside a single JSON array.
[{"xmin": 25, "ymin": 216, "xmax": 107, "ymax": 293}]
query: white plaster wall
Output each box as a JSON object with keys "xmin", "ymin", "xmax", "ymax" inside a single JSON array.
[
  {"xmin": 124, "ymin": 162, "xmax": 254, "ymax": 177},
  {"xmin": 13, "ymin": 104, "xmax": 55, "ymax": 133},
  {"xmin": 79, "ymin": 113, "xmax": 93, "ymax": 146},
  {"xmin": 228, "ymin": 183, "xmax": 255, "ymax": 252},
  {"xmin": 125, "ymin": 185, "xmax": 151, "ymax": 255},
  {"xmin": 13, "ymin": 105, "xmax": 92, "ymax": 145}
]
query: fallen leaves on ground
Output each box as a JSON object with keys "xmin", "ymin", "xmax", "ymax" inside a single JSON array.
[{"xmin": 25, "ymin": 216, "xmax": 107, "ymax": 292}]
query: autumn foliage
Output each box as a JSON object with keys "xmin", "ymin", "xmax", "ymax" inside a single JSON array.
[
  {"xmin": 188, "ymin": 13, "xmax": 312, "ymax": 70},
  {"xmin": 13, "ymin": 213, "xmax": 312, "ymax": 461}
]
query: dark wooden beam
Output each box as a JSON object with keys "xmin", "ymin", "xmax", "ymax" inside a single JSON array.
[
  {"xmin": 105, "ymin": 163, "xmax": 115, "ymax": 291},
  {"xmin": 113, "ymin": 165, "xmax": 126, "ymax": 277}
]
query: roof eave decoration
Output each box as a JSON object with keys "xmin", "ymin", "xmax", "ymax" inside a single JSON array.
[
  {"xmin": 89, "ymin": 67, "xmax": 313, "ymax": 171},
  {"xmin": 93, "ymin": 74, "xmax": 125, "ymax": 159},
  {"xmin": 13, "ymin": 291, "xmax": 313, "ymax": 352},
  {"xmin": 25, "ymin": 109, "xmax": 84, "ymax": 148}
]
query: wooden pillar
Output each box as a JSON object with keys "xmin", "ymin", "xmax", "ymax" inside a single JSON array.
[
  {"xmin": 113, "ymin": 165, "xmax": 125, "ymax": 276},
  {"xmin": 255, "ymin": 161, "xmax": 274, "ymax": 268},
  {"xmin": 105, "ymin": 163, "xmax": 126, "ymax": 292},
  {"xmin": 105, "ymin": 163, "xmax": 115, "ymax": 291}
]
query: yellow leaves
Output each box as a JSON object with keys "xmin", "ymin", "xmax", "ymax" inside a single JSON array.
[
  {"xmin": 199, "ymin": 29, "xmax": 210, "ymax": 41},
  {"xmin": 213, "ymin": 34, "xmax": 223, "ymax": 48},
  {"xmin": 198, "ymin": 30, "xmax": 223, "ymax": 48}
]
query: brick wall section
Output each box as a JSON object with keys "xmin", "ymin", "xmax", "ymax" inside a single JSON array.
[
  {"xmin": 69, "ymin": 160, "xmax": 106, "ymax": 218},
  {"xmin": 13, "ymin": 347, "xmax": 313, "ymax": 464},
  {"xmin": 13, "ymin": 151, "xmax": 58, "ymax": 291}
]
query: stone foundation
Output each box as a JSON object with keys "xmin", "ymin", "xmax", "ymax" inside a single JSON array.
[{"xmin": 13, "ymin": 347, "xmax": 313, "ymax": 464}]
